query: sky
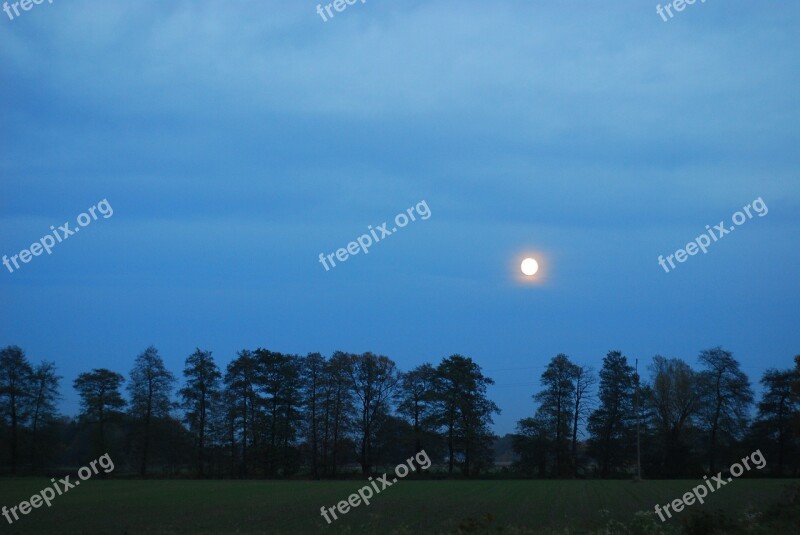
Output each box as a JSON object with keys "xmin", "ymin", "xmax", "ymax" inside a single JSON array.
[{"xmin": 1, "ymin": 0, "xmax": 799, "ymax": 434}]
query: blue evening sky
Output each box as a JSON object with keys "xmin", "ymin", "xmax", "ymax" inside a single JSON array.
[{"xmin": 1, "ymin": 0, "xmax": 798, "ymax": 434}]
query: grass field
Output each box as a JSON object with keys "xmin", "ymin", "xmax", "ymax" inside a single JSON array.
[{"xmin": 0, "ymin": 478, "xmax": 796, "ymax": 534}]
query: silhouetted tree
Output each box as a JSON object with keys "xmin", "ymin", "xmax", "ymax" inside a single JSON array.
[
  {"xmin": 128, "ymin": 346, "xmax": 175, "ymax": 476},
  {"xmin": 29, "ymin": 361, "xmax": 61, "ymax": 471},
  {"xmin": 253, "ymin": 349, "xmax": 304, "ymax": 476},
  {"xmin": 435, "ymin": 355, "xmax": 499, "ymax": 476},
  {"xmin": 303, "ymin": 352, "xmax": 326, "ymax": 478},
  {"xmin": 278, "ymin": 355, "xmax": 305, "ymax": 475},
  {"xmin": 513, "ymin": 416, "xmax": 551, "ymax": 476},
  {"xmin": 348, "ymin": 352, "xmax": 398, "ymax": 474},
  {"xmin": 753, "ymin": 367, "xmax": 800, "ymax": 475},
  {"xmin": 534, "ymin": 354, "xmax": 578, "ymax": 476},
  {"xmin": 396, "ymin": 363, "xmax": 438, "ymax": 455},
  {"xmin": 224, "ymin": 350, "xmax": 258, "ymax": 477},
  {"xmin": 647, "ymin": 356, "xmax": 699, "ymax": 476},
  {"xmin": 588, "ymin": 351, "xmax": 636, "ymax": 477},
  {"xmin": 696, "ymin": 347, "xmax": 753, "ymax": 473},
  {"xmin": 0, "ymin": 346, "xmax": 32, "ymax": 474},
  {"xmin": 179, "ymin": 348, "xmax": 221, "ymax": 477},
  {"xmin": 570, "ymin": 364, "xmax": 595, "ymax": 476},
  {"xmin": 74, "ymin": 368, "xmax": 126, "ymax": 453},
  {"xmin": 320, "ymin": 352, "xmax": 355, "ymax": 475}
]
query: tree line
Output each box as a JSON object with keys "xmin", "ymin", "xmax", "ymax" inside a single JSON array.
[
  {"xmin": 0, "ymin": 346, "xmax": 497, "ymax": 478},
  {"xmin": 0, "ymin": 345, "xmax": 798, "ymax": 478},
  {"xmin": 513, "ymin": 348, "xmax": 800, "ymax": 478}
]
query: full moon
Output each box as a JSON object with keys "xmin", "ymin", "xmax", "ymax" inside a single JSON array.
[{"xmin": 521, "ymin": 257, "xmax": 539, "ymax": 276}]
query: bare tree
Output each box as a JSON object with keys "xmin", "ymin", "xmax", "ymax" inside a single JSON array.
[
  {"xmin": 397, "ymin": 363, "xmax": 437, "ymax": 455},
  {"xmin": 648, "ymin": 356, "xmax": 698, "ymax": 476},
  {"xmin": 570, "ymin": 365, "xmax": 595, "ymax": 476},
  {"xmin": 29, "ymin": 361, "xmax": 61, "ymax": 471},
  {"xmin": 348, "ymin": 352, "xmax": 398, "ymax": 475},
  {"xmin": 696, "ymin": 347, "xmax": 753, "ymax": 473}
]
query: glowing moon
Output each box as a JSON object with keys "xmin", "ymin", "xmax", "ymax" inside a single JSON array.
[{"xmin": 521, "ymin": 258, "xmax": 539, "ymax": 276}]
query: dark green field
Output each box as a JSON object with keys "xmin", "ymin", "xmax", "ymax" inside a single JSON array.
[{"xmin": 0, "ymin": 479, "xmax": 796, "ymax": 534}]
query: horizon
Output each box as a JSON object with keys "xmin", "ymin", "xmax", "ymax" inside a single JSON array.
[{"xmin": 2, "ymin": 342, "xmax": 790, "ymax": 436}]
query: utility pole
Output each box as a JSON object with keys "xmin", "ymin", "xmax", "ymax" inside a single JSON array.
[{"xmin": 634, "ymin": 358, "xmax": 642, "ymax": 481}]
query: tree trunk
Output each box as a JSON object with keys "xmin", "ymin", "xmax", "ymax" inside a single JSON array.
[
  {"xmin": 10, "ymin": 391, "xmax": 17, "ymax": 475},
  {"xmin": 241, "ymin": 397, "xmax": 248, "ymax": 477},
  {"xmin": 708, "ymin": 375, "xmax": 722, "ymax": 474},
  {"xmin": 310, "ymin": 378, "xmax": 318, "ymax": 479},
  {"xmin": 777, "ymin": 399, "xmax": 786, "ymax": 475},
  {"xmin": 141, "ymin": 408, "xmax": 151, "ymax": 476},
  {"xmin": 198, "ymin": 386, "xmax": 206, "ymax": 477},
  {"xmin": 414, "ymin": 408, "xmax": 422, "ymax": 454},
  {"xmin": 556, "ymin": 394, "xmax": 562, "ymax": 476},
  {"xmin": 447, "ymin": 419, "xmax": 455, "ymax": 475},
  {"xmin": 332, "ymin": 388, "xmax": 341, "ymax": 476},
  {"xmin": 31, "ymin": 406, "xmax": 39, "ymax": 471},
  {"xmin": 571, "ymin": 406, "xmax": 579, "ymax": 477},
  {"xmin": 360, "ymin": 406, "xmax": 369, "ymax": 475}
]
